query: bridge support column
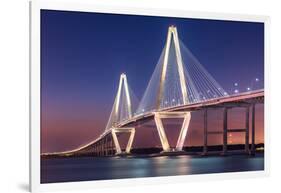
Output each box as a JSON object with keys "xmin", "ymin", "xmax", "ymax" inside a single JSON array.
[
  {"xmin": 104, "ymin": 138, "xmax": 107, "ymax": 156},
  {"xmin": 99, "ymin": 141, "xmax": 102, "ymax": 156},
  {"xmin": 245, "ymin": 106, "xmax": 250, "ymax": 154},
  {"xmin": 251, "ymin": 103, "xmax": 256, "ymax": 155},
  {"xmin": 95, "ymin": 143, "xmax": 99, "ymax": 156},
  {"xmin": 100, "ymin": 140, "xmax": 103, "ymax": 156},
  {"xmin": 203, "ymin": 109, "xmax": 208, "ymax": 155},
  {"xmin": 105, "ymin": 136, "xmax": 108, "ymax": 156},
  {"xmin": 95, "ymin": 145, "xmax": 97, "ymax": 156},
  {"xmin": 110, "ymin": 138, "xmax": 114, "ymax": 155},
  {"xmin": 111, "ymin": 127, "xmax": 135, "ymax": 155},
  {"xmin": 94, "ymin": 144, "xmax": 97, "ymax": 156},
  {"xmin": 154, "ymin": 111, "xmax": 191, "ymax": 152},
  {"xmin": 100, "ymin": 142, "xmax": 102, "ymax": 156},
  {"xmin": 107, "ymin": 138, "xmax": 111, "ymax": 156},
  {"xmin": 107, "ymin": 136, "xmax": 110, "ymax": 156},
  {"xmin": 222, "ymin": 108, "xmax": 228, "ymax": 155},
  {"xmin": 97, "ymin": 142, "xmax": 100, "ymax": 156}
]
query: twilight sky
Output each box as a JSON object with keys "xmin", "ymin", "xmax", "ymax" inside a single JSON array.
[{"xmin": 41, "ymin": 10, "xmax": 264, "ymax": 153}]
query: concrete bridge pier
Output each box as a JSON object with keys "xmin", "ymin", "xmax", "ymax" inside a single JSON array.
[
  {"xmin": 202, "ymin": 104, "xmax": 256, "ymax": 156},
  {"xmin": 245, "ymin": 106, "xmax": 250, "ymax": 154},
  {"xmin": 222, "ymin": 107, "xmax": 228, "ymax": 155},
  {"xmin": 251, "ymin": 103, "xmax": 256, "ymax": 155},
  {"xmin": 202, "ymin": 108, "xmax": 208, "ymax": 155},
  {"xmin": 154, "ymin": 111, "xmax": 191, "ymax": 153},
  {"xmin": 111, "ymin": 127, "xmax": 135, "ymax": 155},
  {"xmin": 108, "ymin": 138, "xmax": 114, "ymax": 155},
  {"xmin": 92, "ymin": 134, "xmax": 118, "ymax": 157}
]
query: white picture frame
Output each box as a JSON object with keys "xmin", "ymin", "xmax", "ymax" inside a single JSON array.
[{"xmin": 30, "ymin": 0, "xmax": 270, "ymax": 192}]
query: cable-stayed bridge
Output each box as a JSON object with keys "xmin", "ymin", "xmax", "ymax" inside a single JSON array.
[{"xmin": 43, "ymin": 26, "xmax": 264, "ymax": 157}]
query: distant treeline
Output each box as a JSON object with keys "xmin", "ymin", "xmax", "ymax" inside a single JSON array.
[{"xmin": 41, "ymin": 143, "xmax": 264, "ymax": 159}]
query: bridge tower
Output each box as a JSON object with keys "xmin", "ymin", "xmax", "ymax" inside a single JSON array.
[
  {"xmin": 105, "ymin": 73, "xmax": 135, "ymax": 155},
  {"xmin": 156, "ymin": 25, "xmax": 189, "ymax": 109},
  {"xmin": 155, "ymin": 26, "xmax": 191, "ymax": 152}
]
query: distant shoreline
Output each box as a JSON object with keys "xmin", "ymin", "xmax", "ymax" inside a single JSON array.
[{"xmin": 41, "ymin": 143, "xmax": 264, "ymax": 159}]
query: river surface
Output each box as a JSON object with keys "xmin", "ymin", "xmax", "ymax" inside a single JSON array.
[{"xmin": 41, "ymin": 153, "xmax": 264, "ymax": 183}]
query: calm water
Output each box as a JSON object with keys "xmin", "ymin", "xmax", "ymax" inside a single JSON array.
[{"xmin": 41, "ymin": 153, "xmax": 264, "ymax": 183}]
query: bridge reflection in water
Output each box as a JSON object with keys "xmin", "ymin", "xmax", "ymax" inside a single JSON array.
[{"xmin": 42, "ymin": 26, "xmax": 264, "ymax": 158}]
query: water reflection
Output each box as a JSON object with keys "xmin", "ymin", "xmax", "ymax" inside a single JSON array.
[{"xmin": 41, "ymin": 153, "xmax": 264, "ymax": 183}]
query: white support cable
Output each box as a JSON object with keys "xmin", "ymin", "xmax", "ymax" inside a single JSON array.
[
  {"xmin": 182, "ymin": 64, "xmax": 200, "ymax": 102},
  {"xmin": 183, "ymin": 53, "xmax": 215, "ymax": 99},
  {"xmin": 183, "ymin": 61, "xmax": 209, "ymax": 101},
  {"xmin": 180, "ymin": 40, "xmax": 227, "ymax": 96},
  {"xmin": 136, "ymin": 48, "xmax": 165, "ymax": 114},
  {"xmin": 191, "ymin": 60, "xmax": 222, "ymax": 97},
  {"xmin": 187, "ymin": 60, "xmax": 216, "ymax": 99},
  {"xmin": 182, "ymin": 46, "xmax": 226, "ymax": 99}
]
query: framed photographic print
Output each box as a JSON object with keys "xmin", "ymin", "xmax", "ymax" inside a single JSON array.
[{"xmin": 30, "ymin": 0, "xmax": 269, "ymax": 192}]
